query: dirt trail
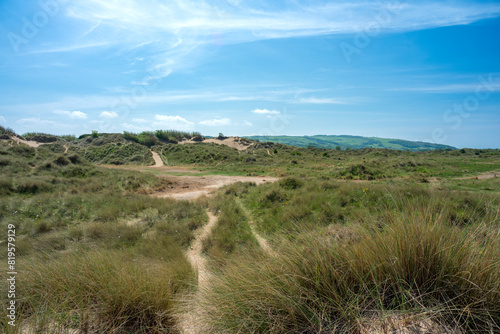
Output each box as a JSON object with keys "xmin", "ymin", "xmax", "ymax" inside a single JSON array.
[
  {"xmin": 454, "ymin": 171, "xmax": 499, "ymax": 180},
  {"xmin": 1, "ymin": 136, "xmax": 41, "ymax": 148},
  {"xmin": 235, "ymin": 198, "xmax": 276, "ymax": 257},
  {"xmin": 177, "ymin": 211, "xmax": 218, "ymax": 334},
  {"xmin": 156, "ymin": 175, "xmax": 278, "ymax": 201},
  {"xmin": 150, "ymin": 150, "xmax": 164, "ymax": 167},
  {"xmin": 188, "ymin": 212, "xmax": 217, "ymax": 286}
]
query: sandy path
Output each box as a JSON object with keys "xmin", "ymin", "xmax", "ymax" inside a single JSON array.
[
  {"xmin": 454, "ymin": 171, "xmax": 499, "ymax": 180},
  {"xmin": 1, "ymin": 136, "xmax": 41, "ymax": 148},
  {"xmin": 188, "ymin": 212, "xmax": 217, "ymax": 286},
  {"xmin": 156, "ymin": 175, "xmax": 278, "ymax": 200},
  {"xmin": 150, "ymin": 150, "xmax": 164, "ymax": 167},
  {"xmin": 177, "ymin": 211, "xmax": 218, "ymax": 334}
]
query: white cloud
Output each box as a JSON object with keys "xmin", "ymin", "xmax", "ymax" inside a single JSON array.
[
  {"xmin": 252, "ymin": 108, "xmax": 280, "ymax": 115},
  {"xmin": 54, "ymin": 110, "xmax": 88, "ymax": 119},
  {"xmin": 0, "ymin": 116, "xmax": 6, "ymax": 124},
  {"xmin": 153, "ymin": 114, "xmax": 194, "ymax": 131},
  {"xmin": 132, "ymin": 118, "xmax": 148, "ymax": 123},
  {"xmin": 243, "ymin": 120, "xmax": 253, "ymax": 126},
  {"xmin": 99, "ymin": 111, "xmax": 118, "ymax": 118},
  {"xmin": 199, "ymin": 118, "xmax": 231, "ymax": 126}
]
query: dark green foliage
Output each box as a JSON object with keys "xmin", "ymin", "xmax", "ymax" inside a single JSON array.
[
  {"xmin": 0, "ymin": 125, "xmax": 15, "ymax": 135},
  {"xmin": 23, "ymin": 132, "xmax": 59, "ymax": 143},
  {"xmin": 278, "ymin": 176, "xmax": 302, "ymax": 190}
]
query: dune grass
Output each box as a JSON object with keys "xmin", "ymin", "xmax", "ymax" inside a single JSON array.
[
  {"xmin": 199, "ymin": 204, "xmax": 500, "ymax": 333},
  {"xmin": 10, "ymin": 249, "xmax": 193, "ymax": 333},
  {"xmin": 203, "ymin": 190, "xmax": 260, "ymax": 269}
]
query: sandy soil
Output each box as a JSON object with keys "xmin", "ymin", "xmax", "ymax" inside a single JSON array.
[
  {"xmin": 155, "ymin": 175, "xmax": 278, "ymax": 200},
  {"xmin": 176, "ymin": 211, "xmax": 218, "ymax": 334},
  {"xmin": 455, "ymin": 171, "xmax": 499, "ymax": 180},
  {"xmin": 1, "ymin": 136, "xmax": 42, "ymax": 148},
  {"xmin": 150, "ymin": 150, "xmax": 164, "ymax": 167},
  {"xmin": 179, "ymin": 137, "xmax": 253, "ymax": 151}
]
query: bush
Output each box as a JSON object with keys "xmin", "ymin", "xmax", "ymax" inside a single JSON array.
[
  {"xmin": 54, "ymin": 155, "xmax": 70, "ymax": 166},
  {"xmin": 279, "ymin": 176, "xmax": 302, "ymax": 190}
]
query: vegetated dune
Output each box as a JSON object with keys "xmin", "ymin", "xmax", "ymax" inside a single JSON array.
[{"xmin": 1, "ymin": 130, "xmax": 499, "ymax": 333}]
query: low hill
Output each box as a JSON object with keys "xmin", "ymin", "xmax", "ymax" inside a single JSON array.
[{"xmin": 246, "ymin": 135, "xmax": 456, "ymax": 151}]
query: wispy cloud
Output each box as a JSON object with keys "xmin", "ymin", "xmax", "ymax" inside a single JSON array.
[
  {"xmin": 0, "ymin": 116, "xmax": 6, "ymax": 124},
  {"xmin": 54, "ymin": 110, "xmax": 88, "ymax": 119},
  {"xmin": 199, "ymin": 118, "xmax": 231, "ymax": 126},
  {"xmin": 296, "ymin": 97, "xmax": 350, "ymax": 104},
  {"xmin": 29, "ymin": 42, "xmax": 111, "ymax": 54},
  {"xmin": 388, "ymin": 82, "xmax": 500, "ymax": 94},
  {"xmin": 58, "ymin": 0, "xmax": 500, "ymax": 76}
]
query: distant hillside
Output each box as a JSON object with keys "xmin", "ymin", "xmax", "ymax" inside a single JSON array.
[{"xmin": 245, "ymin": 135, "xmax": 456, "ymax": 151}]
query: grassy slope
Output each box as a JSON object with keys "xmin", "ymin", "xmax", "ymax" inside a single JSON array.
[
  {"xmin": 0, "ymin": 140, "xmax": 207, "ymax": 333},
  {"xmin": 247, "ymin": 134, "xmax": 457, "ymax": 151}
]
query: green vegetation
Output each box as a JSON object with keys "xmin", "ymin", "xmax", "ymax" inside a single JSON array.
[
  {"xmin": 1, "ymin": 129, "xmax": 499, "ymax": 332},
  {"xmin": 204, "ymin": 188, "xmax": 260, "ymax": 269},
  {"xmin": 0, "ymin": 139, "xmax": 207, "ymax": 333},
  {"xmin": 123, "ymin": 129, "xmax": 202, "ymax": 145},
  {"xmin": 199, "ymin": 180, "xmax": 500, "ymax": 333},
  {"xmin": 248, "ymin": 135, "xmax": 456, "ymax": 151}
]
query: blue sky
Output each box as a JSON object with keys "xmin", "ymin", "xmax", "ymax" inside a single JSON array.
[{"xmin": 1, "ymin": 0, "xmax": 499, "ymax": 148}]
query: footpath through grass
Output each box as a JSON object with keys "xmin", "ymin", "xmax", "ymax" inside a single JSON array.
[{"xmin": 198, "ymin": 178, "xmax": 500, "ymax": 333}]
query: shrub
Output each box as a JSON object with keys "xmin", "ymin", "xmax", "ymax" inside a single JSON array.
[
  {"xmin": 279, "ymin": 176, "xmax": 302, "ymax": 190},
  {"xmin": 54, "ymin": 155, "xmax": 70, "ymax": 166}
]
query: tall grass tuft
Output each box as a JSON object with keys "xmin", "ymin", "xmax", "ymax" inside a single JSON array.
[
  {"xmin": 199, "ymin": 207, "xmax": 500, "ymax": 333},
  {"xmin": 14, "ymin": 250, "xmax": 194, "ymax": 333}
]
